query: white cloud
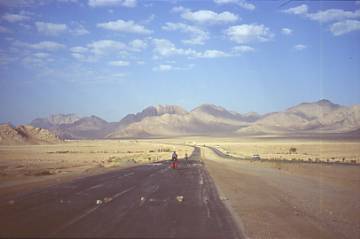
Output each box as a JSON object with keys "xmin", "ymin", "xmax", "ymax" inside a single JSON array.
[
  {"xmin": 152, "ymin": 63, "xmax": 194, "ymax": 72},
  {"xmin": 33, "ymin": 52, "xmax": 50, "ymax": 58},
  {"xmin": 35, "ymin": 22, "xmax": 68, "ymax": 36},
  {"xmin": 97, "ymin": 19, "xmax": 152, "ymax": 34},
  {"xmin": 2, "ymin": 13, "xmax": 30, "ymax": 22},
  {"xmin": 15, "ymin": 41, "xmax": 66, "ymax": 51},
  {"xmin": 109, "ymin": 60, "xmax": 130, "ymax": 66},
  {"xmin": 70, "ymin": 39, "xmax": 146, "ymax": 62},
  {"xmin": 152, "ymin": 64, "xmax": 173, "ymax": 72},
  {"xmin": 152, "ymin": 38, "xmax": 229, "ymax": 59},
  {"xmin": 162, "ymin": 22, "xmax": 209, "ymax": 45},
  {"xmin": 232, "ymin": 45, "xmax": 255, "ymax": 53},
  {"xmin": 23, "ymin": 52, "xmax": 54, "ymax": 66},
  {"xmin": 172, "ymin": 6, "xmax": 187, "ymax": 13},
  {"xmin": 330, "ymin": 19, "xmax": 360, "ymax": 36},
  {"xmin": 88, "ymin": 0, "xmax": 136, "ymax": 7},
  {"xmin": 70, "ymin": 46, "xmax": 88, "ymax": 53},
  {"xmin": 129, "ymin": 39, "xmax": 147, "ymax": 51},
  {"xmin": 0, "ymin": 1, "xmax": 37, "ymax": 8},
  {"xmin": 71, "ymin": 53, "xmax": 89, "ymax": 61},
  {"xmin": 283, "ymin": 4, "xmax": 360, "ymax": 23},
  {"xmin": 198, "ymin": 50, "xmax": 229, "ymax": 58},
  {"xmin": 281, "ymin": 28, "xmax": 292, "ymax": 35},
  {"xmin": 214, "ymin": 0, "xmax": 255, "ymax": 11},
  {"xmin": 175, "ymin": 7, "xmax": 238, "ymax": 25},
  {"xmin": 294, "ymin": 44, "xmax": 307, "ymax": 51},
  {"xmin": 152, "ymin": 38, "xmax": 196, "ymax": 58},
  {"xmin": 282, "ymin": 4, "xmax": 308, "ymax": 15},
  {"xmin": 225, "ymin": 24, "xmax": 274, "ymax": 44},
  {"xmin": 307, "ymin": 8, "xmax": 360, "ymax": 23},
  {"xmin": 87, "ymin": 40, "xmax": 127, "ymax": 55},
  {"xmin": 71, "ymin": 23, "xmax": 89, "ymax": 36}
]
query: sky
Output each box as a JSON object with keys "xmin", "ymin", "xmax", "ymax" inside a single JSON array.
[{"xmin": 0, "ymin": 0, "xmax": 360, "ymax": 124}]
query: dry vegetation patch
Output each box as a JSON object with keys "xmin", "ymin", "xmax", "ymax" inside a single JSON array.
[
  {"xmin": 207, "ymin": 139, "xmax": 360, "ymax": 164},
  {"xmin": 0, "ymin": 140, "xmax": 193, "ymax": 187}
]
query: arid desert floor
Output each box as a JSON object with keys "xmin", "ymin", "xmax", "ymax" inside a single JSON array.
[{"xmin": 0, "ymin": 137, "xmax": 359, "ymax": 238}]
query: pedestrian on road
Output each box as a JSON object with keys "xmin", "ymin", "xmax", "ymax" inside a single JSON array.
[{"xmin": 171, "ymin": 151, "xmax": 178, "ymax": 169}]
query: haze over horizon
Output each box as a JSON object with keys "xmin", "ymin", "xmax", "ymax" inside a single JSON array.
[{"xmin": 1, "ymin": 0, "xmax": 359, "ymax": 125}]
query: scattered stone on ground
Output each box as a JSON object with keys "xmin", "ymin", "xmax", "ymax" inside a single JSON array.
[
  {"xmin": 104, "ymin": 197, "xmax": 112, "ymax": 203},
  {"xmin": 176, "ymin": 195, "xmax": 184, "ymax": 202},
  {"xmin": 220, "ymin": 196, "xmax": 228, "ymax": 201}
]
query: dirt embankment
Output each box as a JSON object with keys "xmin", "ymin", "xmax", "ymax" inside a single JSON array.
[{"xmin": 202, "ymin": 147, "xmax": 360, "ymax": 239}]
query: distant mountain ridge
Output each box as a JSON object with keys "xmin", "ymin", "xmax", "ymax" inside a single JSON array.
[
  {"xmin": 27, "ymin": 99, "xmax": 360, "ymax": 139},
  {"xmin": 237, "ymin": 99, "xmax": 360, "ymax": 135}
]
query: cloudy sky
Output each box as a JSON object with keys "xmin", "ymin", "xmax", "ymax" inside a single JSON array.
[{"xmin": 0, "ymin": 0, "xmax": 359, "ymax": 124}]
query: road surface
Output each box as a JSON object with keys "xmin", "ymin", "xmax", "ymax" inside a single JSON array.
[{"xmin": 0, "ymin": 147, "xmax": 243, "ymax": 238}]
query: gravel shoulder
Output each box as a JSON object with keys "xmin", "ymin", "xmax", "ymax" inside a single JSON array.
[{"xmin": 202, "ymin": 146, "xmax": 360, "ymax": 239}]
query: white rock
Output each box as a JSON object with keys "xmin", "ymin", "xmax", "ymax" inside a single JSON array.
[{"xmin": 176, "ymin": 196, "xmax": 184, "ymax": 202}]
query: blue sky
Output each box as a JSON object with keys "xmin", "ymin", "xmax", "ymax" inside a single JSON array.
[{"xmin": 0, "ymin": 0, "xmax": 360, "ymax": 124}]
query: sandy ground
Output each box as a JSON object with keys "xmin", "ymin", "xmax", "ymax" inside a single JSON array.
[
  {"xmin": 202, "ymin": 146, "xmax": 360, "ymax": 239},
  {"xmin": 0, "ymin": 140, "xmax": 192, "ymax": 197},
  {"xmin": 213, "ymin": 139, "xmax": 360, "ymax": 163}
]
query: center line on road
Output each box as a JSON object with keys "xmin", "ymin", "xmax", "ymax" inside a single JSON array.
[
  {"xmin": 112, "ymin": 186, "xmax": 136, "ymax": 199},
  {"xmin": 52, "ymin": 186, "xmax": 136, "ymax": 236},
  {"xmin": 86, "ymin": 184, "xmax": 104, "ymax": 191}
]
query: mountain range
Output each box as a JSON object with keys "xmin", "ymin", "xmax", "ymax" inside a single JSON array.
[{"xmin": 24, "ymin": 99, "xmax": 360, "ymax": 139}]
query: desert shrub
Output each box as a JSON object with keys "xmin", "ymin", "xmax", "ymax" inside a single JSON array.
[
  {"xmin": 158, "ymin": 148, "xmax": 171, "ymax": 152},
  {"xmin": 289, "ymin": 147, "xmax": 297, "ymax": 154},
  {"xmin": 35, "ymin": 170, "xmax": 54, "ymax": 176}
]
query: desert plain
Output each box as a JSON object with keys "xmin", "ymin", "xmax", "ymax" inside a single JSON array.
[{"xmin": 0, "ymin": 136, "xmax": 359, "ymax": 238}]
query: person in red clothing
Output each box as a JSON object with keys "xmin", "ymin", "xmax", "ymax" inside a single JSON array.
[{"xmin": 171, "ymin": 151, "xmax": 178, "ymax": 169}]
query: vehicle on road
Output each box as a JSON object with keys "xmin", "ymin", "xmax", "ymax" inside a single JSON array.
[{"xmin": 252, "ymin": 154, "xmax": 261, "ymax": 160}]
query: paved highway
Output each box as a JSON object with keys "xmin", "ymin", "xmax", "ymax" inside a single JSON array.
[{"xmin": 0, "ymin": 147, "xmax": 242, "ymax": 238}]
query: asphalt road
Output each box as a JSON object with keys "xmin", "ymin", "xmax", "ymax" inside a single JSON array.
[
  {"xmin": 206, "ymin": 146, "xmax": 243, "ymax": 160},
  {"xmin": 0, "ymin": 147, "xmax": 242, "ymax": 238}
]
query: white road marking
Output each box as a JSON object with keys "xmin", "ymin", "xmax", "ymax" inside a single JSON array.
[
  {"xmin": 52, "ymin": 186, "xmax": 136, "ymax": 235},
  {"xmin": 151, "ymin": 163, "xmax": 163, "ymax": 166},
  {"xmin": 86, "ymin": 184, "xmax": 104, "ymax": 191},
  {"xmin": 112, "ymin": 186, "xmax": 136, "ymax": 200}
]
